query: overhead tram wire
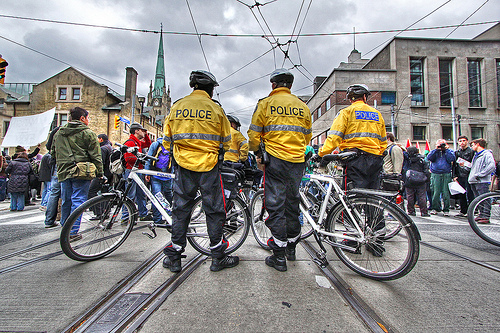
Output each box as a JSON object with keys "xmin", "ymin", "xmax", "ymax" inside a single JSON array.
[
  {"xmin": 364, "ymin": 0, "xmax": 452, "ymax": 57},
  {"xmin": 0, "ymin": 14, "xmax": 497, "ymax": 38},
  {"xmin": 442, "ymin": 0, "xmax": 490, "ymax": 39},
  {"xmin": 281, "ymin": 0, "xmax": 306, "ymax": 68},
  {"xmin": 219, "ymin": 46, "xmax": 278, "ymax": 83}
]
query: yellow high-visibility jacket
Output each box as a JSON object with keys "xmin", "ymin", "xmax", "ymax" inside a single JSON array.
[
  {"xmin": 319, "ymin": 100, "xmax": 387, "ymax": 157},
  {"xmin": 248, "ymin": 87, "xmax": 312, "ymax": 163},
  {"xmin": 224, "ymin": 127, "xmax": 249, "ymax": 163},
  {"xmin": 163, "ymin": 90, "xmax": 231, "ymax": 172}
]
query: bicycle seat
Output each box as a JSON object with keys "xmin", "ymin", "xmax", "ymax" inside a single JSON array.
[{"xmin": 322, "ymin": 151, "xmax": 358, "ymax": 164}]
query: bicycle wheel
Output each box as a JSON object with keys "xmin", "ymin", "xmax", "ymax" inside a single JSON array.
[
  {"xmin": 250, "ymin": 189, "xmax": 315, "ymax": 250},
  {"xmin": 326, "ymin": 194, "xmax": 420, "ymax": 280},
  {"xmin": 60, "ymin": 193, "xmax": 136, "ymax": 261},
  {"xmin": 187, "ymin": 195, "xmax": 250, "ymax": 256},
  {"xmin": 250, "ymin": 190, "xmax": 271, "ymax": 250},
  {"xmin": 467, "ymin": 191, "xmax": 500, "ymax": 247}
]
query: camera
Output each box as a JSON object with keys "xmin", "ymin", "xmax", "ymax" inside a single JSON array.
[{"xmin": 439, "ymin": 143, "xmax": 447, "ymax": 150}]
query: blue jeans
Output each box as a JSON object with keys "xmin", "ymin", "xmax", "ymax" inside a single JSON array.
[
  {"xmin": 151, "ymin": 177, "xmax": 173, "ymax": 223},
  {"xmin": 10, "ymin": 192, "xmax": 25, "ymax": 210},
  {"xmin": 122, "ymin": 169, "xmax": 148, "ymax": 218},
  {"xmin": 45, "ymin": 173, "xmax": 61, "ymax": 226},
  {"xmin": 61, "ymin": 178, "xmax": 91, "ymax": 234},
  {"xmin": 0, "ymin": 178, "xmax": 6, "ymax": 201},
  {"xmin": 41, "ymin": 181, "xmax": 52, "ymax": 207}
]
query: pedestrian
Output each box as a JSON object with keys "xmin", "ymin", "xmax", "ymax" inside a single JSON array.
[
  {"xmin": 318, "ymin": 84, "xmax": 387, "ymax": 256},
  {"xmin": 38, "ymin": 152, "xmax": 53, "ymax": 210},
  {"xmin": 427, "ymin": 139, "xmax": 455, "ymax": 216},
  {"xmin": 163, "ymin": 69, "xmax": 237, "ymax": 273},
  {"xmin": 145, "ymin": 136, "xmax": 173, "ymax": 225},
  {"xmin": 405, "ymin": 146, "xmax": 430, "ymax": 216},
  {"xmin": 468, "ymin": 138, "xmax": 496, "ymax": 224},
  {"xmin": 5, "ymin": 151, "xmax": 33, "ymax": 211},
  {"xmin": 452, "ymin": 135, "xmax": 474, "ymax": 217},
  {"xmin": 224, "ymin": 115, "xmax": 249, "ymax": 165},
  {"xmin": 381, "ymin": 132, "xmax": 404, "ymax": 191},
  {"xmin": 122, "ymin": 122, "xmax": 153, "ymax": 221},
  {"xmin": 87, "ymin": 134, "xmax": 113, "ymax": 219},
  {"xmin": 51, "ymin": 107, "xmax": 103, "ymax": 239},
  {"xmin": 248, "ymin": 68, "xmax": 312, "ymax": 271},
  {"xmin": 43, "ymin": 126, "xmax": 62, "ymax": 228},
  {"xmin": 0, "ymin": 152, "xmax": 7, "ymax": 202}
]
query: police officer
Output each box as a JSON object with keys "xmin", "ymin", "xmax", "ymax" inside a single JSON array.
[
  {"xmin": 248, "ymin": 68, "xmax": 312, "ymax": 272},
  {"xmin": 162, "ymin": 70, "xmax": 237, "ymax": 272},
  {"xmin": 224, "ymin": 115, "xmax": 249, "ymax": 164},
  {"xmin": 318, "ymin": 84, "xmax": 387, "ymax": 256}
]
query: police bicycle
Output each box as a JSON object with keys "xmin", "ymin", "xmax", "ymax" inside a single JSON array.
[
  {"xmin": 60, "ymin": 145, "xmax": 250, "ymax": 261},
  {"xmin": 467, "ymin": 190, "xmax": 500, "ymax": 247},
  {"xmin": 251, "ymin": 151, "xmax": 420, "ymax": 280}
]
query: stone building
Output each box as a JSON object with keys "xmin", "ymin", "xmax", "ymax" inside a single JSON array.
[{"xmin": 308, "ymin": 23, "xmax": 500, "ymax": 157}]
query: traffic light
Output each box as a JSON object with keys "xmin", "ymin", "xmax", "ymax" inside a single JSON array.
[
  {"xmin": 114, "ymin": 114, "xmax": 120, "ymax": 129},
  {"xmin": 0, "ymin": 56, "xmax": 8, "ymax": 85}
]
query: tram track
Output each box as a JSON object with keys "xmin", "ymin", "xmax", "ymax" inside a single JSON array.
[
  {"xmin": 301, "ymin": 239, "xmax": 394, "ymax": 333},
  {"xmin": 63, "ymin": 244, "xmax": 206, "ymax": 333}
]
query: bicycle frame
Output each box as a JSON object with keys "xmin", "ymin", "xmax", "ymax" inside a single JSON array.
[{"xmin": 300, "ymin": 173, "xmax": 366, "ymax": 244}]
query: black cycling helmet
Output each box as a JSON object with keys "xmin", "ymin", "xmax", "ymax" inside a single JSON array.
[
  {"xmin": 270, "ymin": 68, "xmax": 294, "ymax": 85},
  {"xmin": 227, "ymin": 115, "xmax": 241, "ymax": 127},
  {"xmin": 346, "ymin": 84, "xmax": 370, "ymax": 100},
  {"xmin": 189, "ymin": 70, "xmax": 219, "ymax": 88}
]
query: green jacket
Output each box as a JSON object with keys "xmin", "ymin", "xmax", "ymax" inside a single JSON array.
[{"xmin": 51, "ymin": 121, "xmax": 103, "ymax": 182}]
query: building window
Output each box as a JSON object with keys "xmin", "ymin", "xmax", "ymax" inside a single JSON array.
[
  {"xmin": 326, "ymin": 96, "xmax": 331, "ymax": 110},
  {"xmin": 3, "ymin": 121, "xmax": 10, "ymax": 137},
  {"xmin": 471, "ymin": 126, "xmax": 484, "ymax": 140},
  {"xmin": 58, "ymin": 88, "xmax": 67, "ymax": 100},
  {"xmin": 410, "ymin": 58, "xmax": 425, "ymax": 106},
  {"xmin": 386, "ymin": 125, "xmax": 397, "ymax": 138},
  {"xmin": 312, "ymin": 109, "xmax": 317, "ymax": 122},
  {"xmin": 317, "ymin": 107, "xmax": 322, "ymax": 119},
  {"xmin": 72, "ymin": 87, "xmax": 81, "ymax": 100},
  {"xmin": 413, "ymin": 125, "xmax": 426, "ymax": 141},
  {"xmin": 439, "ymin": 59, "xmax": 453, "ymax": 107},
  {"xmin": 468, "ymin": 59, "xmax": 482, "ymax": 107},
  {"xmin": 0, "ymin": 98, "xmax": 4, "ymax": 109},
  {"xmin": 442, "ymin": 125, "xmax": 453, "ymax": 141},
  {"xmin": 50, "ymin": 113, "xmax": 69, "ymax": 131},
  {"xmin": 381, "ymin": 92, "xmax": 396, "ymax": 105}
]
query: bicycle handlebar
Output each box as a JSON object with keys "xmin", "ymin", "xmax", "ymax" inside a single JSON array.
[{"xmin": 114, "ymin": 143, "xmax": 159, "ymax": 162}]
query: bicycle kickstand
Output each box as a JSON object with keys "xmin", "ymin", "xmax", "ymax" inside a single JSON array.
[
  {"xmin": 142, "ymin": 223, "xmax": 158, "ymax": 239},
  {"xmin": 312, "ymin": 231, "xmax": 329, "ymax": 267}
]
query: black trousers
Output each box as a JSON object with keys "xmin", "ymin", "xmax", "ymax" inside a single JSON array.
[
  {"xmin": 264, "ymin": 155, "xmax": 305, "ymax": 251},
  {"xmin": 345, "ymin": 153, "xmax": 383, "ymax": 190},
  {"xmin": 456, "ymin": 176, "xmax": 472, "ymax": 214},
  {"xmin": 164, "ymin": 164, "xmax": 227, "ymax": 259}
]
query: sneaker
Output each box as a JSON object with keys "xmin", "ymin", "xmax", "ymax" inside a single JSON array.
[
  {"xmin": 340, "ymin": 239, "xmax": 361, "ymax": 254},
  {"xmin": 430, "ymin": 210, "xmax": 438, "ymax": 215},
  {"xmin": 90, "ymin": 214, "xmax": 109, "ymax": 221},
  {"xmin": 285, "ymin": 247, "xmax": 296, "ymax": 261},
  {"xmin": 44, "ymin": 222, "xmax": 59, "ymax": 229},
  {"xmin": 408, "ymin": 212, "xmax": 416, "ymax": 216},
  {"xmin": 163, "ymin": 256, "xmax": 182, "ymax": 273},
  {"xmin": 455, "ymin": 212, "xmax": 466, "ymax": 218},
  {"xmin": 476, "ymin": 218, "xmax": 490, "ymax": 224},
  {"xmin": 421, "ymin": 214, "xmax": 430, "ymax": 217},
  {"xmin": 39, "ymin": 206, "xmax": 46, "ymax": 211},
  {"xmin": 69, "ymin": 234, "xmax": 82, "ymax": 242},
  {"xmin": 265, "ymin": 254, "xmax": 287, "ymax": 272},
  {"xmin": 210, "ymin": 255, "xmax": 240, "ymax": 272},
  {"xmin": 443, "ymin": 212, "xmax": 449, "ymax": 217}
]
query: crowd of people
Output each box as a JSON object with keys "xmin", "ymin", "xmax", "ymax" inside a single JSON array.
[{"xmin": 1, "ymin": 69, "xmax": 498, "ymax": 274}]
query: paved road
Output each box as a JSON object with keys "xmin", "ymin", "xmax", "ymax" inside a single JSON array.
[{"xmin": 0, "ymin": 199, "xmax": 499, "ymax": 332}]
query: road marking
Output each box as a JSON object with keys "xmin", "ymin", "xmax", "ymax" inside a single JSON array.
[{"xmin": 0, "ymin": 209, "xmax": 45, "ymax": 225}]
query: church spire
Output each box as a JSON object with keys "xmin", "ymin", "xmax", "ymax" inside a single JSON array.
[{"xmin": 153, "ymin": 24, "xmax": 166, "ymax": 98}]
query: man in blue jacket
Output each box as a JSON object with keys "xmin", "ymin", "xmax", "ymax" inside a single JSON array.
[{"xmin": 427, "ymin": 139, "xmax": 455, "ymax": 216}]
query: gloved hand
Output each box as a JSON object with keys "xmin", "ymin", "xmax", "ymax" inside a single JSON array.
[{"xmin": 310, "ymin": 154, "xmax": 322, "ymax": 163}]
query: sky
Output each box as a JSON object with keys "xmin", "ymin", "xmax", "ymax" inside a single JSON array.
[{"xmin": 1, "ymin": 0, "xmax": 499, "ymax": 133}]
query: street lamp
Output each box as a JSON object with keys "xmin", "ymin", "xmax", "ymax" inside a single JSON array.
[{"xmin": 391, "ymin": 93, "xmax": 412, "ymax": 135}]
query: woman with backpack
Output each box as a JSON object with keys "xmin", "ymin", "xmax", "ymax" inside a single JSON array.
[
  {"xmin": 405, "ymin": 146, "xmax": 430, "ymax": 217},
  {"xmin": 5, "ymin": 152, "xmax": 34, "ymax": 211}
]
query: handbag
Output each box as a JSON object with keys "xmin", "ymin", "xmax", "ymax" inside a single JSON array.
[
  {"xmin": 63, "ymin": 136, "xmax": 97, "ymax": 180},
  {"xmin": 405, "ymin": 169, "xmax": 427, "ymax": 187}
]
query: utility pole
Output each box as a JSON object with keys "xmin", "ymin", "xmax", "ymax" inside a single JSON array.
[
  {"xmin": 391, "ymin": 104, "xmax": 395, "ymax": 134},
  {"xmin": 130, "ymin": 94, "xmax": 136, "ymax": 124}
]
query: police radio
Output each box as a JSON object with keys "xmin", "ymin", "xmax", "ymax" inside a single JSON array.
[{"xmin": 259, "ymin": 141, "xmax": 270, "ymax": 165}]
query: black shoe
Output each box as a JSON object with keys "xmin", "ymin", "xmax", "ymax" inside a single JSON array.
[
  {"xmin": 210, "ymin": 255, "xmax": 240, "ymax": 272},
  {"xmin": 285, "ymin": 247, "xmax": 296, "ymax": 261},
  {"xmin": 366, "ymin": 241, "xmax": 385, "ymax": 257},
  {"xmin": 69, "ymin": 234, "xmax": 82, "ymax": 242},
  {"xmin": 265, "ymin": 254, "xmax": 287, "ymax": 272},
  {"xmin": 139, "ymin": 214, "xmax": 154, "ymax": 222},
  {"xmin": 163, "ymin": 256, "xmax": 181, "ymax": 273},
  {"xmin": 340, "ymin": 239, "xmax": 361, "ymax": 254},
  {"xmin": 44, "ymin": 222, "xmax": 60, "ymax": 229},
  {"xmin": 89, "ymin": 214, "xmax": 108, "ymax": 221}
]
